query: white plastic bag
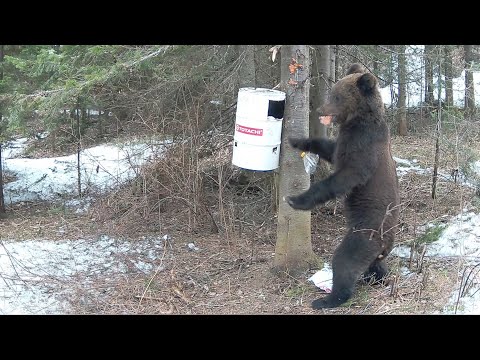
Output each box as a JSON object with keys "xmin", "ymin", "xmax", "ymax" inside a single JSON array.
[{"xmin": 301, "ymin": 151, "xmax": 319, "ymax": 175}]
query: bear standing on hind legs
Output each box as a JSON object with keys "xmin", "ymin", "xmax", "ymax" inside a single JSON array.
[{"xmin": 287, "ymin": 63, "xmax": 400, "ymax": 309}]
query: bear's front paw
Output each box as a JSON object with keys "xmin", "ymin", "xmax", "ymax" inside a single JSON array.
[
  {"xmin": 288, "ymin": 137, "xmax": 309, "ymax": 151},
  {"xmin": 286, "ymin": 195, "xmax": 314, "ymax": 210}
]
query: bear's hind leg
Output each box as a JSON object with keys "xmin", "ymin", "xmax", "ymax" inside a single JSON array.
[
  {"xmin": 312, "ymin": 231, "xmax": 381, "ymax": 309},
  {"xmin": 362, "ymin": 258, "xmax": 389, "ymax": 285}
]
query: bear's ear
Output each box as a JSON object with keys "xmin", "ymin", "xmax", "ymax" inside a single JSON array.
[
  {"xmin": 357, "ymin": 72, "xmax": 377, "ymax": 96},
  {"xmin": 346, "ymin": 63, "xmax": 365, "ymax": 75}
]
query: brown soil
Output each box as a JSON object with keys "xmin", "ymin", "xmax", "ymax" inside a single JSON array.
[{"xmin": 1, "ymin": 135, "xmax": 479, "ymax": 315}]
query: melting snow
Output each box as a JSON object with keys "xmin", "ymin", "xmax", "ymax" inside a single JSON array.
[
  {"xmin": 0, "ymin": 235, "xmax": 166, "ymax": 314},
  {"xmin": 3, "ymin": 140, "xmax": 167, "ymax": 205},
  {"xmin": 0, "ymin": 137, "xmax": 171, "ymax": 314},
  {"xmin": 1, "ymin": 126, "xmax": 480, "ymax": 314},
  {"xmin": 391, "ymin": 210, "xmax": 480, "ymax": 314}
]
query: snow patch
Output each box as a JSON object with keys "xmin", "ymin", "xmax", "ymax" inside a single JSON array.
[
  {"xmin": 3, "ymin": 141, "xmax": 169, "ymax": 205},
  {"xmin": 0, "ymin": 235, "xmax": 167, "ymax": 314},
  {"xmin": 392, "ymin": 212, "xmax": 480, "ymax": 260}
]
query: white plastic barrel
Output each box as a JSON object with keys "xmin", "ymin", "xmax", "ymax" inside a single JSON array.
[{"xmin": 232, "ymin": 87, "xmax": 286, "ymax": 171}]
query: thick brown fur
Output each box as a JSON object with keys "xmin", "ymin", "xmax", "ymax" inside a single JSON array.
[{"xmin": 287, "ymin": 63, "xmax": 400, "ymax": 309}]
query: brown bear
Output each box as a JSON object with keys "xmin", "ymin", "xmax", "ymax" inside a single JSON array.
[{"xmin": 287, "ymin": 63, "xmax": 400, "ymax": 309}]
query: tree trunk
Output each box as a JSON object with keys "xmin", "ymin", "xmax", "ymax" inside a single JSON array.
[
  {"xmin": 271, "ymin": 46, "xmax": 281, "ymax": 89},
  {"xmin": 0, "ymin": 45, "xmax": 6, "ymax": 216},
  {"xmin": 98, "ymin": 110, "xmax": 104, "ymax": 138},
  {"xmin": 0, "ymin": 144, "xmax": 5, "ymax": 216},
  {"xmin": 270, "ymin": 46, "xmax": 282, "ymax": 212},
  {"xmin": 387, "ymin": 45, "xmax": 396, "ymax": 105},
  {"xmin": 310, "ymin": 45, "xmax": 331, "ymax": 178},
  {"xmin": 76, "ymin": 98, "xmax": 82, "ymax": 197},
  {"xmin": 329, "ymin": 45, "xmax": 336, "ymax": 85},
  {"xmin": 236, "ymin": 45, "xmax": 256, "ymax": 89},
  {"xmin": 310, "ymin": 45, "xmax": 329, "ymax": 138},
  {"xmin": 432, "ymin": 58, "xmax": 443, "ymax": 199},
  {"xmin": 328, "ymin": 45, "xmax": 336, "ymax": 142},
  {"xmin": 464, "ymin": 45, "xmax": 475, "ymax": 119},
  {"xmin": 397, "ymin": 45, "xmax": 408, "ymax": 136},
  {"xmin": 373, "ymin": 47, "xmax": 379, "ymax": 75},
  {"xmin": 424, "ymin": 45, "xmax": 435, "ymax": 106},
  {"xmin": 444, "ymin": 45, "xmax": 454, "ymax": 107},
  {"xmin": 334, "ymin": 45, "xmax": 339, "ymax": 85},
  {"xmin": 432, "ymin": 120, "xmax": 441, "ymax": 199},
  {"xmin": 274, "ymin": 45, "xmax": 317, "ymax": 275}
]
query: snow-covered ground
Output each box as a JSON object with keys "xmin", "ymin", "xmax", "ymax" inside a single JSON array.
[
  {"xmin": 2, "ymin": 138, "xmax": 480, "ymax": 314},
  {"xmin": 0, "ymin": 235, "xmax": 166, "ymax": 314},
  {"xmin": 396, "ymin": 155, "xmax": 479, "ymax": 315},
  {"xmin": 391, "ymin": 212, "xmax": 480, "ymax": 260},
  {"xmin": 391, "ymin": 211, "xmax": 480, "ymax": 314},
  {"xmin": 443, "ymin": 276, "xmax": 480, "ymax": 315},
  {"xmin": 393, "ymin": 156, "xmax": 479, "ymax": 190},
  {"xmin": 3, "ymin": 137, "xmax": 167, "ymax": 205},
  {"xmin": 379, "ymin": 45, "xmax": 480, "ymax": 108},
  {"xmin": 2, "ymin": 121, "xmax": 480, "ymax": 315},
  {"xmin": 3, "ymin": 139, "xmax": 480, "ymax": 314},
  {"xmin": 308, "ymin": 156, "xmax": 480, "ymax": 314},
  {"xmin": 393, "ymin": 156, "xmax": 480, "ymax": 314},
  {"xmin": 393, "ymin": 157, "xmax": 428, "ymax": 177},
  {"xmin": 1, "ymin": 137, "xmax": 171, "ymax": 314}
]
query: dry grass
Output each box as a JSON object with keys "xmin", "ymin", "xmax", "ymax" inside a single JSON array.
[
  {"xmin": 1, "ymin": 134, "xmax": 479, "ymax": 315},
  {"xmin": 0, "ymin": 201, "xmax": 99, "ymax": 240}
]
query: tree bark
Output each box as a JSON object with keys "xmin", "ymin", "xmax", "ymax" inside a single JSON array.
[
  {"xmin": 424, "ymin": 45, "xmax": 435, "ymax": 106},
  {"xmin": 310, "ymin": 45, "xmax": 329, "ymax": 138},
  {"xmin": 0, "ymin": 143, "xmax": 5, "ymax": 216},
  {"xmin": 387, "ymin": 45, "xmax": 396, "ymax": 105},
  {"xmin": 310, "ymin": 45, "xmax": 331, "ymax": 178},
  {"xmin": 76, "ymin": 98, "xmax": 82, "ymax": 197},
  {"xmin": 373, "ymin": 47, "xmax": 379, "ymax": 75},
  {"xmin": 236, "ymin": 45, "xmax": 256, "ymax": 88},
  {"xmin": 334, "ymin": 45, "xmax": 339, "ymax": 85},
  {"xmin": 274, "ymin": 45, "xmax": 317, "ymax": 275},
  {"xmin": 432, "ymin": 59, "xmax": 443, "ymax": 199},
  {"xmin": 271, "ymin": 46, "xmax": 281, "ymax": 89},
  {"xmin": 397, "ymin": 45, "xmax": 408, "ymax": 136},
  {"xmin": 464, "ymin": 45, "xmax": 475, "ymax": 119},
  {"xmin": 0, "ymin": 45, "xmax": 6, "ymax": 215},
  {"xmin": 444, "ymin": 45, "xmax": 454, "ymax": 107},
  {"xmin": 329, "ymin": 45, "xmax": 336, "ymax": 85}
]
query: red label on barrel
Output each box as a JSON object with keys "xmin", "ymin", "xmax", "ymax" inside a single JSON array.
[{"xmin": 236, "ymin": 124, "xmax": 263, "ymax": 136}]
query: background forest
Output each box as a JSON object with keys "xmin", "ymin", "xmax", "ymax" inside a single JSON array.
[{"xmin": 0, "ymin": 45, "xmax": 479, "ymax": 314}]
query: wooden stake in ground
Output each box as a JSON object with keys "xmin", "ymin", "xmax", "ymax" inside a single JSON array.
[{"xmin": 273, "ymin": 45, "xmax": 318, "ymax": 276}]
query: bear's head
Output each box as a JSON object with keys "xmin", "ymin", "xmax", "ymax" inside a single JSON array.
[{"xmin": 318, "ymin": 63, "xmax": 384, "ymax": 126}]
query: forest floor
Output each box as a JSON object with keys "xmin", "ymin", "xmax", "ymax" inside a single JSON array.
[{"xmin": 1, "ymin": 134, "xmax": 480, "ymax": 315}]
